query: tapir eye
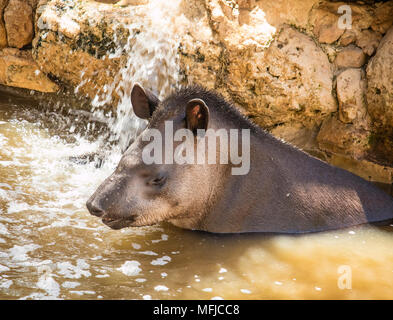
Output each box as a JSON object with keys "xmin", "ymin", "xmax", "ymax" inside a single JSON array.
[{"xmin": 148, "ymin": 174, "xmax": 167, "ymax": 187}]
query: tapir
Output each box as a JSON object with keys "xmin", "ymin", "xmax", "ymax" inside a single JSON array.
[{"xmin": 86, "ymin": 84, "xmax": 393, "ymax": 233}]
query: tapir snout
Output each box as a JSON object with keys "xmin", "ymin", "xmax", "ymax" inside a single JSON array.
[{"xmin": 86, "ymin": 172, "xmax": 139, "ymax": 230}]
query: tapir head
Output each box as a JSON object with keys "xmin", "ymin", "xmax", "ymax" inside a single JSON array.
[{"xmin": 86, "ymin": 84, "xmax": 221, "ymax": 230}]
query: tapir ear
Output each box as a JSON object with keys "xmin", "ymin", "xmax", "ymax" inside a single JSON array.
[
  {"xmin": 186, "ymin": 98, "xmax": 210, "ymax": 134},
  {"xmin": 131, "ymin": 83, "xmax": 160, "ymax": 120}
]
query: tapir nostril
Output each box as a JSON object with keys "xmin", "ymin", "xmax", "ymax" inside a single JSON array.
[{"xmin": 86, "ymin": 199, "xmax": 105, "ymax": 217}]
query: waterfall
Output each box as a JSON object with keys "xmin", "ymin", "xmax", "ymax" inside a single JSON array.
[{"xmin": 88, "ymin": 0, "xmax": 186, "ymax": 153}]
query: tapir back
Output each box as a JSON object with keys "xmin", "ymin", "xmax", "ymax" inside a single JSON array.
[{"xmin": 204, "ymin": 133, "xmax": 393, "ymax": 234}]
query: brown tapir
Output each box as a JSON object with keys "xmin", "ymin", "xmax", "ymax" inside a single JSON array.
[{"xmin": 86, "ymin": 84, "xmax": 393, "ymax": 233}]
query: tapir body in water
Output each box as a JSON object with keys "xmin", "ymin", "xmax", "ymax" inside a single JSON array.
[{"xmin": 86, "ymin": 84, "xmax": 393, "ymax": 233}]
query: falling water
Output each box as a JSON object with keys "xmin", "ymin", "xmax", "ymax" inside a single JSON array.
[{"xmin": 89, "ymin": 0, "xmax": 187, "ymax": 152}]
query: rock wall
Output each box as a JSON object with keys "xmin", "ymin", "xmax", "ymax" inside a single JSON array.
[
  {"xmin": 0, "ymin": 0, "xmax": 393, "ymax": 184},
  {"xmin": 0, "ymin": 0, "xmax": 58, "ymax": 92}
]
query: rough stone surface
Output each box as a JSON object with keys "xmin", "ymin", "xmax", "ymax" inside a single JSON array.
[
  {"xmin": 256, "ymin": 0, "xmax": 318, "ymax": 30},
  {"xmin": 317, "ymin": 115, "xmax": 370, "ymax": 160},
  {"xmin": 0, "ymin": 0, "xmax": 7, "ymax": 48},
  {"xmin": 335, "ymin": 45, "xmax": 366, "ymax": 69},
  {"xmin": 372, "ymin": 1, "xmax": 393, "ymax": 34},
  {"xmin": 336, "ymin": 68, "xmax": 367, "ymax": 124},
  {"xmin": 310, "ymin": 4, "xmax": 344, "ymax": 44},
  {"xmin": 0, "ymin": 48, "xmax": 59, "ymax": 92},
  {"xmin": 318, "ymin": 67, "xmax": 371, "ymax": 160},
  {"xmin": 366, "ymin": 26, "xmax": 393, "ymax": 163},
  {"xmin": 367, "ymin": 27, "xmax": 393, "ymax": 131},
  {"xmin": 32, "ymin": 0, "xmax": 132, "ymax": 102},
  {"xmin": 4, "ymin": 0, "xmax": 34, "ymax": 49},
  {"xmin": 225, "ymin": 26, "xmax": 337, "ymax": 130},
  {"xmin": 356, "ymin": 29, "xmax": 382, "ymax": 56}
]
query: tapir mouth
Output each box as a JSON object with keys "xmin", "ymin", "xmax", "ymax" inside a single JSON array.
[{"xmin": 101, "ymin": 215, "xmax": 136, "ymax": 230}]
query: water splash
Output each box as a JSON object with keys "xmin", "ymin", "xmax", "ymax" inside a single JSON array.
[{"xmin": 90, "ymin": 0, "xmax": 186, "ymax": 152}]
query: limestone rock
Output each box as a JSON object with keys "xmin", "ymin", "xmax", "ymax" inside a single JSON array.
[
  {"xmin": 0, "ymin": 0, "xmax": 7, "ymax": 48},
  {"xmin": 225, "ymin": 26, "xmax": 336, "ymax": 130},
  {"xmin": 366, "ymin": 26, "xmax": 393, "ymax": 164},
  {"xmin": 256, "ymin": 0, "xmax": 318, "ymax": 30},
  {"xmin": 206, "ymin": 0, "xmax": 276, "ymax": 50},
  {"xmin": 367, "ymin": 27, "xmax": 393, "ymax": 132},
  {"xmin": 32, "ymin": 0, "xmax": 135, "ymax": 101},
  {"xmin": 356, "ymin": 29, "xmax": 382, "ymax": 56},
  {"xmin": 317, "ymin": 115, "xmax": 370, "ymax": 160},
  {"xmin": 0, "ymin": 48, "xmax": 59, "ymax": 92},
  {"xmin": 237, "ymin": 0, "xmax": 255, "ymax": 10},
  {"xmin": 310, "ymin": 3, "xmax": 345, "ymax": 44},
  {"xmin": 372, "ymin": 1, "xmax": 393, "ymax": 34},
  {"xmin": 311, "ymin": 1, "xmax": 385, "ymax": 53},
  {"xmin": 4, "ymin": 0, "xmax": 34, "ymax": 49},
  {"xmin": 335, "ymin": 45, "xmax": 366, "ymax": 69},
  {"xmin": 115, "ymin": 0, "xmax": 149, "ymax": 6},
  {"xmin": 336, "ymin": 68, "xmax": 367, "ymax": 125},
  {"xmin": 339, "ymin": 30, "xmax": 356, "ymax": 46}
]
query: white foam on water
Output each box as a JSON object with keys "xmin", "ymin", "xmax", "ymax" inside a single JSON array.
[
  {"xmin": 154, "ymin": 285, "xmax": 169, "ymax": 292},
  {"xmin": 240, "ymin": 289, "xmax": 251, "ymax": 294},
  {"xmin": 132, "ymin": 243, "xmax": 141, "ymax": 250},
  {"xmin": 69, "ymin": 290, "xmax": 96, "ymax": 296},
  {"xmin": 62, "ymin": 281, "xmax": 80, "ymax": 289},
  {"xmin": 151, "ymin": 256, "xmax": 171, "ymax": 266},
  {"xmin": 139, "ymin": 251, "xmax": 158, "ymax": 256},
  {"xmin": 0, "ymin": 223, "xmax": 8, "ymax": 235},
  {"xmin": 8, "ymin": 244, "xmax": 41, "ymax": 262},
  {"xmin": 37, "ymin": 274, "xmax": 61, "ymax": 298},
  {"xmin": 56, "ymin": 259, "xmax": 92, "ymax": 279},
  {"xmin": 117, "ymin": 260, "xmax": 142, "ymax": 276},
  {"xmin": 218, "ymin": 268, "xmax": 227, "ymax": 274},
  {"xmin": 0, "ymin": 265, "xmax": 9, "ymax": 273},
  {"xmin": 0, "ymin": 279, "xmax": 13, "ymax": 289}
]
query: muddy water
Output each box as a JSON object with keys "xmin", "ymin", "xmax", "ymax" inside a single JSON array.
[{"xmin": 0, "ymin": 94, "xmax": 393, "ymax": 300}]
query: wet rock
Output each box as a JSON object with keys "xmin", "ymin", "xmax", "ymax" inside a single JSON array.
[
  {"xmin": 32, "ymin": 0, "xmax": 132, "ymax": 101},
  {"xmin": 366, "ymin": 26, "xmax": 393, "ymax": 163},
  {"xmin": 0, "ymin": 0, "xmax": 7, "ymax": 48},
  {"xmin": 317, "ymin": 115, "xmax": 370, "ymax": 160},
  {"xmin": 335, "ymin": 45, "xmax": 366, "ymax": 69},
  {"xmin": 4, "ymin": 0, "xmax": 34, "ymax": 49},
  {"xmin": 0, "ymin": 48, "xmax": 59, "ymax": 92},
  {"xmin": 336, "ymin": 68, "xmax": 367, "ymax": 124},
  {"xmin": 318, "ymin": 66, "xmax": 371, "ymax": 160},
  {"xmin": 328, "ymin": 154, "xmax": 393, "ymax": 185},
  {"xmin": 367, "ymin": 27, "xmax": 393, "ymax": 132}
]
